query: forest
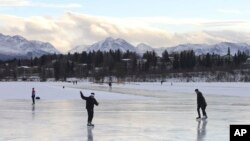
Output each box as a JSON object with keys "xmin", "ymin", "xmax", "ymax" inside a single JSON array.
[{"xmin": 0, "ymin": 48, "xmax": 249, "ymax": 81}]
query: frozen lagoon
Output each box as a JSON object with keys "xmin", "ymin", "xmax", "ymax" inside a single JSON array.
[{"xmin": 1, "ymin": 82, "xmax": 250, "ymax": 141}]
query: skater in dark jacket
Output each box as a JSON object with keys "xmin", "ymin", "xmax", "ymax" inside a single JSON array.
[
  {"xmin": 195, "ymin": 89, "xmax": 207, "ymax": 119},
  {"xmin": 31, "ymin": 88, "xmax": 36, "ymax": 105},
  {"xmin": 80, "ymin": 91, "xmax": 99, "ymax": 126},
  {"xmin": 108, "ymin": 82, "xmax": 112, "ymax": 89}
]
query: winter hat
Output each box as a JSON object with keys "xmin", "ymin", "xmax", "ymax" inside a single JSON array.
[
  {"xmin": 91, "ymin": 93, "xmax": 95, "ymax": 96},
  {"xmin": 195, "ymin": 89, "xmax": 198, "ymax": 92}
]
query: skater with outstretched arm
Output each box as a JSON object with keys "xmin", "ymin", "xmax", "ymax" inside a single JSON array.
[
  {"xmin": 195, "ymin": 89, "xmax": 207, "ymax": 120},
  {"xmin": 80, "ymin": 91, "xmax": 99, "ymax": 126},
  {"xmin": 31, "ymin": 88, "xmax": 36, "ymax": 105}
]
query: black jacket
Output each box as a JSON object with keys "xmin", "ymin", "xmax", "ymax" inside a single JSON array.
[
  {"xmin": 80, "ymin": 93, "xmax": 99, "ymax": 109},
  {"xmin": 197, "ymin": 92, "xmax": 207, "ymax": 107}
]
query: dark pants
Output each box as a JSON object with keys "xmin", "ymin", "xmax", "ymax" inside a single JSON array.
[
  {"xmin": 87, "ymin": 109, "xmax": 94, "ymax": 123},
  {"xmin": 197, "ymin": 105, "xmax": 207, "ymax": 118},
  {"xmin": 32, "ymin": 96, "xmax": 35, "ymax": 104}
]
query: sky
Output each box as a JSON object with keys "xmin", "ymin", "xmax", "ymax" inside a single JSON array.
[{"xmin": 0, "ymin": 0, "xmax": 250, "ymax": 53}]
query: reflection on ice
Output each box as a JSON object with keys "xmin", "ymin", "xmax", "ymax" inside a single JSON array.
[
  {"xmin": 32, "ymin": 105, "xmax": 35, "ymax": 120},
  {"xmin": 32, "ymin": 104, "xmax": 35, "ymax": 112},
  {"xmin": 197, "ymin": 120, "xmax": 207, "ymax": 141},
  {"xmin": 87, "ymin": 126, "xmax": 94, "ymax": 141},
  {"xmin": 0, "ymin": 92, "xmax": 250, "ymax": 140}
]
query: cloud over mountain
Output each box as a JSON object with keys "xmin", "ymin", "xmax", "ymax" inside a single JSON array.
[{"xmin": 1, "ymin": 12, "xmax": 250, "ymax": 53}]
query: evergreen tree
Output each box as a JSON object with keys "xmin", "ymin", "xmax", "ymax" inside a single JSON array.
[
  {"xmin": 53, "ymin": 61, "xmax": 60, "ymax": 80},
  {"xmin": 227, "ymin": 47, "xmax": 231, "ymax": 56},
  {"xmin": 162, "ymin": 50, "xmax": 170, "ymax": 62},
  {"xmin": 173, "ymin": 53, "xmax": 180, "ymax": 69},
  {"xmin": 80, "ymin": 51, "xmax": 88, "ymax": 64},
  {"xmin": 205, "ymin": 53, "xmax": 212, "ymax": 67}
]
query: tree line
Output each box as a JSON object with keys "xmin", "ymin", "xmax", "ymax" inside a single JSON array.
[{"xmin": 0, "ymin": 48, "xmax": 249, "ymax": 81}]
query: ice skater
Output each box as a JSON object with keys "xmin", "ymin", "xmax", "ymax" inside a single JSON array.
[
  {"xmin": 195, "ymin": 89, "xmax": 207, "ymax": 120},
  {"xmin": 108, "ymin": 81, "xmax": 112, "ymax": 89},
  {"xmin": 31, "ymin": 88, "xmax": 36, "ymax": 105},
  {"xmin": 80, "ymin": 91, "xmax": 99, "ymax": 126}
]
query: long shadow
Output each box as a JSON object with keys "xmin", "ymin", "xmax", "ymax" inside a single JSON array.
[
  {"xmin": 197, "ymin": 120, "xmax": 207, "ymax": 141},
  {"xmin": 87, "ymin": 126, "xmax": 94, "ymax": 141}
]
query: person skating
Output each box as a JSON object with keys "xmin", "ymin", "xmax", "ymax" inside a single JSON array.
[
  {"xmin": 80, "ymin": 91, "xmax": 99, "ymax": 126},
  {"xmin": 161, "ymin": 80, "xmax": 164, "ymax": 85},
  {"xmin": 31, "ymin": 88, "xmax": 36, "ymax": 105},
  {"xmin": 108, "ymin": 82, "xmax": 112, "ymax": 89},
  {"xmin": 195, "ymin": 89, "xmax": 207, "ymax": 120}
]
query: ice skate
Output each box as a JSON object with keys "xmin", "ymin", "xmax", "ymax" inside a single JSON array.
[
  {"xmin": 196, "ymin": 117, "xmax": 201, "ymax": 120},
  {"xmin": 87, "ymin": 123, "xmax": 94, "ymax": 126}
]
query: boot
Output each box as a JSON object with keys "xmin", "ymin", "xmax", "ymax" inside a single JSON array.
[
  {"xmin": 196, "ymin": 117, "xmax": 201, "ymax": 120},
  {"xmin": 87, "ymin": 122, "xmax": 94, "ymax": 126}
]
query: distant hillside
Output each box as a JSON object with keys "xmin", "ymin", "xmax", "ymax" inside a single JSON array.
[{"xmin": 0, "ymin": 33, "xmax": 60, "ymax": 60}]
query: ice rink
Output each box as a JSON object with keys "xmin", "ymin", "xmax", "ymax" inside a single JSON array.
[{"xmin": 1, "ymin": 82, "xmax": 250, "ymax": 141}]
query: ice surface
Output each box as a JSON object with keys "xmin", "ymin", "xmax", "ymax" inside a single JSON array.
[
  {"xmin": 0, "ymin": 82, "xmax": 250, "ymax": 141},
  {"xmin": 0, "ymin": 82, "xmax": 147, "ymax": 100},
  {"xmin": 64, "ymin": 82, "xmax": 250, "ymax": 97}
]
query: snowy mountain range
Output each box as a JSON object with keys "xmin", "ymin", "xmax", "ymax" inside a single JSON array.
[
  {"xmin": 70, "ymin": 37, "xmax": 250, "ymax": 56},
  {"xmin": 70, "ymin": 37, "xmax": 136, "ymax": 53},
  {"xmin": 2, "ymin": 33, "xmax": 249, "ymax": 61},
  {"xmin": 0, "ymin": 33, "xmax": 60, "ymax": 60},
  {"xmin": 166, "ymin": 42, "xmax": 250, "ymax": 56}
]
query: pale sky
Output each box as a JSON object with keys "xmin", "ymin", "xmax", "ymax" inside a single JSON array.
[{"xmin": 1, "ymin": 0, "xmax": 250, "ymax": 53}]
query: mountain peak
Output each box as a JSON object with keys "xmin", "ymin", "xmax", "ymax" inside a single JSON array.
[
  {"xmin": 70, "ymin": 37, "xmax": 250, "ymax": 56},
  {"xmin": 0, "ymin": 33, "xmax": 60, "ymax": 60},
  {"xmin": 104, "ymin": 37, "xmax": 115, "ymax": 42},
  {"xmin": 166, "ymin": 42, "xmax": 250, "ymax": 55},
  {"xmin": 103, "ymin": 37, "xmax": 127, "ymax": 43},
  {"xmin": 82, "ymin": 37, "xmax": 136, "ymax": 52},
  {"xmin": 12, "ymin": 35, "xmax": 26, "ymax": 41}
]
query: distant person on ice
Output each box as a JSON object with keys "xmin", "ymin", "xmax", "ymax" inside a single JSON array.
[
  {"xmin": 31, "ymin": 88, "xmax": 36, "ymax": 105},
  {"xmin": 80, "ymin": 91, "xmax": 99, "ymax": 126},
  {"xmin": 108, "ymin": 82, "xmax": 112, "ymax": 89},
  {"xmin": 195, "ymin": 89, "xmax": 207, "ymax": 119}
]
